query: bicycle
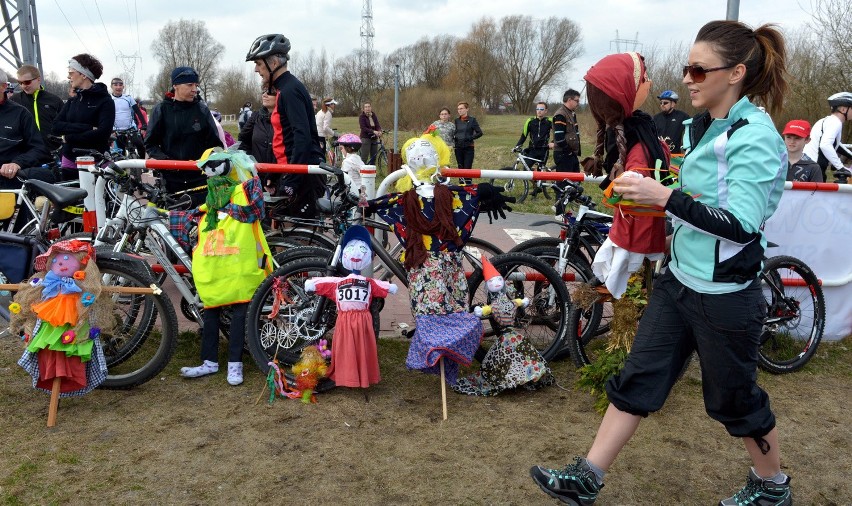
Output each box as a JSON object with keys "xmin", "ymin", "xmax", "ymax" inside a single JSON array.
[
  {"xmin": 0, "ymin": 177, "xmax": 178, "ymax": 389},
  {"xmin": 489, "ymin": 146, "xmax": 555, "ymax": 204},
  {"xmin": 112, "ymin": 128, "xmax": 145, "ymax": 160},
  {"xmin": 567, "ymin": 252, "xmax": 826, "ymax": 375},
  {"xmin": 364, "ymin": 135, "xmax": 389, "ymax": 175},
  {"xmin": 325, "ymin": 131, "xmax": 342, "ymax": 169},
  {"xmin": 245, "ymin": 166, "xmax": 569, "ymax": 378}
]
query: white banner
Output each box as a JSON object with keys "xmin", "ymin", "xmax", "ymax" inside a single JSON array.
[{"xmin": 764, "ymin": 188, "xmax": 852, "ymax": 340}]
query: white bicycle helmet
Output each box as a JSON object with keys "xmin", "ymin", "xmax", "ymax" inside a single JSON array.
[{"xmin": 827, "ymin": 92, "xmax": 852, "ymax": 109}]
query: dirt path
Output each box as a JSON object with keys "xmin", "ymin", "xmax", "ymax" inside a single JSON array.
[{"xmin": 1, "ymin": 336, "xmax": 850, "ymax": 505}]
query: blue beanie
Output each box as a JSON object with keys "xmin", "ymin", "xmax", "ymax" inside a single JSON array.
[
  {"xmin": 171, "ymin": 66, "xmax": 199, "ymax": 85},
  {"xmin": 342, "ymin": 225, "xmax": 372, "ymax": 250}
]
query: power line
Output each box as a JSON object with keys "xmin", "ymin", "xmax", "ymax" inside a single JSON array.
[
  {"xmin": 93, "ymin": 0, "xmax": 117, "ymax": 59},
  {"xmin": 52, "ymin": 0, "xmax": 90, "ymax": 52}
]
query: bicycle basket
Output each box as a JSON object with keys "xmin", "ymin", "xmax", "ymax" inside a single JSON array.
[{"xmin": 0, "ymin": 233, "xmax": 37, "ymax": 283}]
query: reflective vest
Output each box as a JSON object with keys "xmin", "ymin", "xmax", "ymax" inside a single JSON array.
[{"xmin": 193, "ymin": 182, "xmax": 272, "ymax": 308}]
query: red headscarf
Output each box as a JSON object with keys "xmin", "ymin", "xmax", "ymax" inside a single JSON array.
[{"xmin": 584, "ymin": 52, "xmax": 646, "ymax": 118}]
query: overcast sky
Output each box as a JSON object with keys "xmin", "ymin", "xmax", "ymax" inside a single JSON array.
[{"xmin": 27, "ymin": 0, "xmax": 814, "ymax": 103}]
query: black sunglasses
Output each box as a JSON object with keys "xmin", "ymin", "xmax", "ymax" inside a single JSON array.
[
  {"xmin": 18, "ymin": 78, "xmax": 36, "ymax": 86},
  {"xmin": 682, "ymin": 64, "xmax": 735, "ymax": 83}
]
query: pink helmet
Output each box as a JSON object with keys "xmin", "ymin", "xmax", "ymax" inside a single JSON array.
[{"xmin": 334, "ymin": 133, "xmax": 362, "ymax": 148}]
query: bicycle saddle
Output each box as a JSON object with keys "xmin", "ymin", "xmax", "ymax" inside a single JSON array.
[
  {"xmin": 316, "ymin": 197, "xmax": 342, "ymax": 215},
  {"xmin": 24, "ymin": 179, "xmax": 88, "ymax": 207}
]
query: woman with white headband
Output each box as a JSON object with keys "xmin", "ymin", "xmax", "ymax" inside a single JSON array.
[{"xmin": 52, "ymin": 53, "xmax": 114, "ymax": 180}]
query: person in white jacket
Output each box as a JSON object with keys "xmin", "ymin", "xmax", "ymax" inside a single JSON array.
[
  {"xmin": 315, "ymin": 97, "xmax": 337, "ymax": 155},
  {"xmin": 803, "ymin": 92, "xmax": 852, "ymax": 180}
]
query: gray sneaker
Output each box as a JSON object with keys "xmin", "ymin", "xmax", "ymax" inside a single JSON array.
[
  {"xmin": 719, "ymin": 468, "xmax": 791, "ymax": 506},
  {"xmin": 530, "ymin": 457, "xmax": 602, "ymax": 505}
]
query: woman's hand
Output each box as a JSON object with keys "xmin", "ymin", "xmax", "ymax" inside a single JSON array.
[{"xmin": 612, "ymin": 175, "xmax": 673, "ymax": 207}]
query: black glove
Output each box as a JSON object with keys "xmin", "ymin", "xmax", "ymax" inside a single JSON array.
[{"xmin": 477, "ymin": 182, "xmax": 515, "ymax": 223}]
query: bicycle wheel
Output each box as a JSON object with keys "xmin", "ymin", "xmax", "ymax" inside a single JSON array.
[
  {"xmin": 468, "ymin": 252, "xmax": 570, "ymax": 362},
  {"xmin": 246, "ymin": 258, "xmax": 342, "ymax": 371},
  {"xmin": 758, "ymin": 255, "xmax": 825, "ymax": 374},
  {"xmin": 489, "ymin": 166, "xmax": 530, "ymax": 204},
  {"xmin": 461, "ymin": 236, "xmax": 503, "ymax": 274},
  {"xmin": 522, "ymin": 246, "xmax": 611, "ymax": 362},
  {"xmin": 96, "ymin": 257, "xmax": 179, "ymax": 389},
  {"xmin": 376, "ymin": 149, "xmax": 387, "ymax": 175}
]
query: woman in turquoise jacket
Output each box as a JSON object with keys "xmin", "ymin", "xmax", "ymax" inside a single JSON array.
[{"xmin": 531, "ymin": 21, "xmax": 793, "ymax": 506}]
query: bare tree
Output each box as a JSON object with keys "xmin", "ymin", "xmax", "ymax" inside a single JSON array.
[
  {"xmin": 409, "ymin": 35, "xmax": 457, "ymax": 89},
  {"xmin": 494, "ymin": 15, "xmax": 583, "ymax": 115},
  {"xmin": 447, "ymin": 19, "xmax": 501, "ymax": 110},
  {"xmin": 42, "ymin": 71, "xmax": 72, "ymax": 100},
  {"xmin": 292, "ymin": 48, "xmax": 332, "ymax": 100},
  {"xmin": 381, "ymin": 47, "xmax": 414, "ymax": 90},
  {"xmin": 212, "ymin": 66, "xmax": 263, "ymax": 116},
  {"xmin": 332, "ymin": 49, "xmax": 379, "ymax": 115},
  {"xmin": 149, "ymin": 19, "xmax": 224, "ymax": 99},
  {"xmin": 807, "ymin": 0, "xmax": 852, "ymax": 93}
]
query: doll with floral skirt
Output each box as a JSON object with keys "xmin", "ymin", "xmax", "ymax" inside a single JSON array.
[
  {"xmin": 12, "ymin": 239, "xmax": 114, "ymax": 397},
  {"xmin": 305, "ymin": 225, "xmax": 398, "ymax": 388},
  {"xmin": 583, "ymin": 52, "xmax": 670, "ymax": 299},
  {"xmin": 453, "ymin": 255, "xmax": 553, "ymax": 396}
]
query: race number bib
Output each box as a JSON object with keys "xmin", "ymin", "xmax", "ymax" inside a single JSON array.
[{"xmin": 337, "ymin": 278, "xmax": 370, "ymax": 303}]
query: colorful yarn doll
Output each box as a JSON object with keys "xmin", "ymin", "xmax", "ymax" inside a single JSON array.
[
  {"xmin": 583, "ymin": 52, "xmax": 670, "ymax": 298},
  {"xmin": 169, "ymin": 146, "xmax": 273, "ymax": 386},
  {"xmin": 453, "ymin": 255, "xmax": 553, "ymax": 396},
  {"xmin": 305, "ymin": 225, "xmax": 398, "ymax": 388},
  {"xmin": 370, "ymin": 134, "xmax": 484, "ymax": 385},
  {"xmin": 11, "ymin": 240, "xmax": 114, "ymax": 424}
]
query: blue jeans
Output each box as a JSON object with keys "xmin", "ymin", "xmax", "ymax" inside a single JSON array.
[{"xmin": 606, "ymin": 270, "xmax": 775, "ymax": 439}]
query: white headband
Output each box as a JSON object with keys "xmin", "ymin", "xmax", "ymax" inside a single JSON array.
[{"xmin": 68, "ymin": 58, "xmax": 95, "ymax": 82}]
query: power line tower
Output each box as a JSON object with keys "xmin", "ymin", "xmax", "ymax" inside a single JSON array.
[
  {"xmin": 360, "ymin": 0, "xmax": 374, "ymax": 54},
  {"xmin": 610, "ymin": 30, "xmax": 642, "ymax": 54},
  {"xmin": 116, "ymin": 52, "xmax": 142, "ymax": 96},
  {"xmin": 0, "ymin": 0, "xmax": 43, "ymax": 74}
]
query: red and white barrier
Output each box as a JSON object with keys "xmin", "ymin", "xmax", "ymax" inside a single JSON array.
[{"xmin": 764, "ymin": 183, "xmax": 852, "ymax": 340}]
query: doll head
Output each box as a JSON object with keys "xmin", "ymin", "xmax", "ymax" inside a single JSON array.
[
  {"xmin": 341, "ymin": 225, "xmax": 372, "ymax": 274},
  {"xmin": 396, "ymin": 134, "xmax": 452, "ymax": 193},
  {"xmin": 33, "ymin": 239, "xmax": 93, "ymax": 274},
  {"xmin": 197, "ymin": 146, "xmax": 258, "ymax": 182},
  {"xmin": 481, "ymin": 255, "xmax": 505, "ymax": 293}
]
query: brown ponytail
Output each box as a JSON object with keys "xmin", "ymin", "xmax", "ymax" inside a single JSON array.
[{"xmin": 695, "ymin": 20, "xmax": 788, "ymax": 115}]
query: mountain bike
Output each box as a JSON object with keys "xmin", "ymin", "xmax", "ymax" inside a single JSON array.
[
  {"xmin": 489, "ymin": 146, "xmax": 554, "ymax": 204},
  {"xmin": 365, "ymin": 136, "xmax": 389, "ymax": 174},
  {"xmin": 567, "ymin": 252, "xmax": 826, "ymax": 375},
  {"xmin": 0, "ymin": 178, "xmax": 178, "ymax": 389}
]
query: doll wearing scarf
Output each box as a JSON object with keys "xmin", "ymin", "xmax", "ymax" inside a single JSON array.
[
  {"xmin": 305, "ymin": 225, "xmax": 397, "ymax": 388},
  {"xmin": 12, "ymin": 240, "xmax": 113, "ymax": 396},
  {"xmin": 583, "ymin": 52, "xmax": 670, "ymax": 298}
]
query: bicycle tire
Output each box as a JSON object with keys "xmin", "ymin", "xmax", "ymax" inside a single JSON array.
[
  {"xmin": 489, "ymin": 166, "xmax": 530, "ymax": 204},
  {"xmin": 467, "ymin": 252, "xmax": 570, "ymax": 363},
  {"xmin": 521, "ymin": 246, "xmax": 609, "ymax": 363},
  {"xmin": 96, "ymin": 257, "xmax": 179, "ymax": 389},
  {"xmin": 246, "ymin": 258, "xmax": 342, "ymax": 370},
  {"xmin": 376, "ymin": 149, "xmax": 387, "ymax": 175},
  {"xmin": 510, "ymin": 232, "xmax": 602, "ymax": 265},
  {"xmin": 272, "ymin": 245, "xmax": 334, "ymax": 269},
  {"xmin": 757, "ymin": 255, "xmax": 825, "ymax": 374}
]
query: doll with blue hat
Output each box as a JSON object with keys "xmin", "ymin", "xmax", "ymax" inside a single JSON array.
[{"xmin": 305, "ymin": 225, "xmax": 398, "ymax": 389}]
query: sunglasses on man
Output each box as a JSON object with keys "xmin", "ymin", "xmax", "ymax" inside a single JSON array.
[
  {"xmin": 18, "ymin": 78, "xmax": 37, "ymax": 86},
  {"xmin": 682, "ymin": 64, "xmax": 735, "ymax": 83}
]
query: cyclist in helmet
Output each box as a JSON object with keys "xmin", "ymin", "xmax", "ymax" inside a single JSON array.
[
  {"xmin": 335, "ymin": 133, "xmax": 364, "ymax": 196},
  {"xmin": 652, "ymin": 90, "xmax": 690, "ymax": 154},
  {"xmin": 803, "ymin": 92, "xmax": 852, "ymax": 180},
  {"xmin": 246, "ymin": 33, "xmax": 325, "ymax": 218}
]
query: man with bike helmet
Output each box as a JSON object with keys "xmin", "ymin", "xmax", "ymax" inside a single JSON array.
[
  {"xmin": 246, "ymin": 33, "xmax": 324, "ymax": 219},
  {"xmin": 803, "ymin": 92, "xmax": 852, "ymax": 181},
  {"xmin": 335, "ymin": 133, "xmax": 364, "ymax": 196},
  {"xmin": 652, "ymin": 90, "xmax": 690, "ymax": 154}
]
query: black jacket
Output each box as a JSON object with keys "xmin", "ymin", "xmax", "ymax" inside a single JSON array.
[
  {"xmin": 144, "ymin": 93, "xmax": 222, "ymax": 192},
  {"xmin": 0, "ymin": 99, "xmax": 51, "ymax": 168},
  {"xmin": 516, "ymin": 116, "xmax": 552, "ymax": 149},
  {"xmin": 653, "ymin": 109, "xmax": 690, "ymax": 154},
  {"xmin": 453, "ymin": 115, "xmax": 483, "ymax": 149},
  {"xmin": 10, "ymin": 87, "xmax": 64, "ymax": 152},
  {"xmin": 238, "ymin": 107, "xmax": 275, "ymax": 164},
  {"xmin": 52, "ymin": 82, "xmax": 114, "ymax": 161}
]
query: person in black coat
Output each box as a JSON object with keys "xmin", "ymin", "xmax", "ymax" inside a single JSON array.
[
  {"xmin": 0, "ymin": 71, "xmax": 51, "ymax": 189},
  {"xmin": 453, "ymin": 101, "xmax": 483, "ymax": 183},
  {"xmin": 144, "ymin": 66, "xmax": 223, "ymax": 202},
  {"xmin": 238, "ymin": 91, "xmax": 277, "ymax": 191},
  {"xmin": 11, "ymin": 64, "xmax": 64, "ymax": 153},
  {"xmin": 52, "ymin": 54, "xmax": 115, "ymax": 180}
]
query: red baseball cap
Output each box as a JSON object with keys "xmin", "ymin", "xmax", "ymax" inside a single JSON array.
[{"xmin": 782, "ymin": 120, "xmax": 811, "ymax": 138}]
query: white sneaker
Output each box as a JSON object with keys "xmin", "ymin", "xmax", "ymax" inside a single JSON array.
[
  {"xmin": 227, "ymin": 362, "xmax": 243, "ymax": 386},
  {"xmin": 180, "ymin": 360, "xmax": 219, "ymax": 378}
]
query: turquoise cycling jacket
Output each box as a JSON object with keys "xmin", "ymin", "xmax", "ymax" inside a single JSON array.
[{"xmin": 665, "ymin": 96, "xmax": 786, "ymax": 293}]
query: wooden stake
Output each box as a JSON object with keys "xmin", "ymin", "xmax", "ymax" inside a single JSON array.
[
  {"xmin": 0, "ymin": 283, "xmax": 161, "ymax": 294},
  {"xmin": 439, "ymin": 358, "xmax": 448, "ymax": 421},
  {"xmin": 47, "ymin": 377, "xmax": 61, "ymax": 427}
]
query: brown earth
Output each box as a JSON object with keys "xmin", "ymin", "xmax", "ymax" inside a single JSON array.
[{"xmin": 0, "ymin": 333, "xmax": 850, "ymax": 505}]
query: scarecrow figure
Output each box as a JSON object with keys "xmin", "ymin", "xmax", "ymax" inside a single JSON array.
[
  {"xmin": 305, "ymin": 225, "xmax": 398, "ymax": 388},
  {"xmin": 453, "ymin": 255, "xmax": 554, "ymax": 396}
]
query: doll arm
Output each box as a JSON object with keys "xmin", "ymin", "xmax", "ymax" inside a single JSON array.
[
  {"xmin": 473, "ymin": 305, "xmax": 492, "ymax": 317},
  {"xmin": 514, "ymin": 297, "xmax": 530, "ymax": 308}
]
